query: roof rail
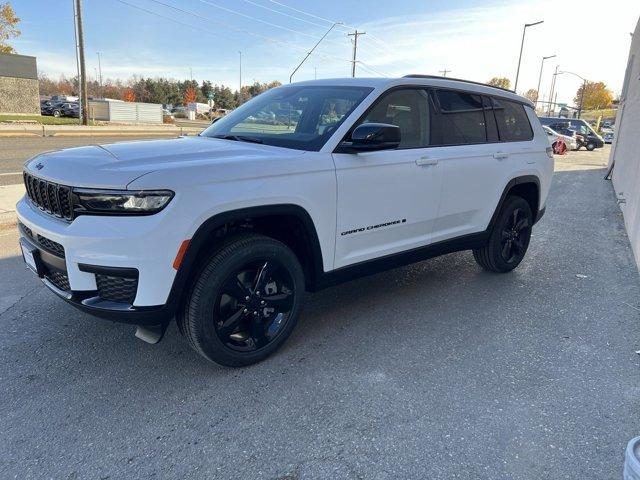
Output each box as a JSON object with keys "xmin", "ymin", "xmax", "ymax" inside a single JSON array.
[{"xmin": 402, "ymin": 74, "xmax": 516, "ymax": 94}]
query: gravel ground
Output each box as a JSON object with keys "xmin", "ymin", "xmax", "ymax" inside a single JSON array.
[{"xmin": 0, "ymin": 146, "xmax": 638, "ymax": 479}]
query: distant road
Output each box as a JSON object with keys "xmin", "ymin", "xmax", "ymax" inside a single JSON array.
[
  {"xmin": 174, "ymin": 119, "xmax": 211, "ymax": 128},
  {"xmin": 0, "ymin": 135, "xmax": 182, "ymax": 186}
]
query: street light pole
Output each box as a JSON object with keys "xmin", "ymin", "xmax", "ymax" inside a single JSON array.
[
  {"xmin": 535, "ymin": 54, "xmax": 555, "ymax": 111},
  {"xmin": 96, "ymin": 51, "xmax": 103, "ymax": 98},
  {"xmin": 289, "ymin": 22, "xmax": 340, "ymax": 83},
  {"xmin": 558, "ymin": 71, "xmax": 588, "ymax": 118},
  {"xmin": 547, "ymin": 65, "xmax": 559, "ymax": 116},
  {"xmin": 514, "ymin": 20, "xmax": 543, "ymax": 93}
]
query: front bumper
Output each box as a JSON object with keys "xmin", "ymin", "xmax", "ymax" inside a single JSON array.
[{"xmin": 16, "ymin": 196, "xmax": 185, "ymax": 324}]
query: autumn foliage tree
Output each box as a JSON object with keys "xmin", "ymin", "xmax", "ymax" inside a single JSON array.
[
  {"xmin": 574, "ymin": 81, "xmax": 613, "ymax": 110},
  {"xmin": 123, "ymin": 88, "xmax": 135, "ymax": 102},
  {"xmin": 183, "ymin": 86, "xmax": 197, "ymax": 104},
  {"xmin": 523, "ymin": 88, "xmax": 538, "ymax": 103},
  {"xmin": 0, "ymin": 2, "xmax": 20, "ymax": 54},
  {"xmin": 487, "ymin": 77, "xmax": 511, "ymax": 89}
]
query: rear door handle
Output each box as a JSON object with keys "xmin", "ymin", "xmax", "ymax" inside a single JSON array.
[
  {"xmin": 416, "ymin": 156, "xmax": 439, "ymax": 166},
  {"xmin": 493, "ymin": 152, "xmax": 509, "ymax": 160}
]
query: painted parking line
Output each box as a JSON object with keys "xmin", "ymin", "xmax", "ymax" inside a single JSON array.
[{"xmin": 0, "ymin": 172, "xmax": 22, "ymax": 176}]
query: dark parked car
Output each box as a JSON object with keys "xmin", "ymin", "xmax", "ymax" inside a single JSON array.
[
  {"xmin": 538, "ymin": 117, "xmax": 604, "ymax": 151},
  {"xmin": 41, "ymin": 101, "xmax": 67, "ymax": 117},
  {"xmin": 60, "ymin": 102, "xmax": 80, "ymax": 118}
]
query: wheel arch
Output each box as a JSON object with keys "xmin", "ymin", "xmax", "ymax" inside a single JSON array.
[
  {"xmin": 164, "ymin": 204, "xmax": 325, "ymax": 319},
  {"xmin": 488, "ymin": 175, "xmax": 541, "ymax": 231}
]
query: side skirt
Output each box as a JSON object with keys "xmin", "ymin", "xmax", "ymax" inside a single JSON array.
[{"xmin": 312, "ymin": 230, "xmax": 489, "ymax": 291}]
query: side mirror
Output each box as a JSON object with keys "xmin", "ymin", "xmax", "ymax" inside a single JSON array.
[{"xmin": 338, "ymin": 123, "xmax": 401, "ymax": 153}]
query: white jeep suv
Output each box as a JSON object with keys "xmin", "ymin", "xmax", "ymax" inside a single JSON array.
[{"xmin": 17, "ymin": 76, "xmax": 553, "ymax": 366}]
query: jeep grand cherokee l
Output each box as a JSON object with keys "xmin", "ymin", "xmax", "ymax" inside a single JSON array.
[{"xmin": 17, "ymin": 76, "xmax": 553, "ymax": 366}]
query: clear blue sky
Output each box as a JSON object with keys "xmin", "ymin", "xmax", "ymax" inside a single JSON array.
[{"xmin": 11, "ymin": 0, "xmax": 640, "ymax": 105}]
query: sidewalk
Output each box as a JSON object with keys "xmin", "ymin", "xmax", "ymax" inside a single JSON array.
[{"xmin": 0, "ymin": 184, "xmax": 23, "ymax": 227}]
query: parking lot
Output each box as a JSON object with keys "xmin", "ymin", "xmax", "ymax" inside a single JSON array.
[{"xmin": 0, "ymin": 142, "xmax": 638, "ymax": 479}]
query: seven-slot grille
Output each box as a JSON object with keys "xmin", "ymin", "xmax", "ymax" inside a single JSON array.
[{"xmin": 23, "ymin": 172, "xmax": 73, "ymax": 220}]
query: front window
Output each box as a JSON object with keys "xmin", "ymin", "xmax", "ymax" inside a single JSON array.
[{"xmin": 201, "ymin": 85, "xmax": 373, "ymax": 151}]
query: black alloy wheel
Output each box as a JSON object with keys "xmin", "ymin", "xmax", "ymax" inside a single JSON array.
[
  {"xmin": 178, "ymin": 234, "xmax": 304, "ymax": 367},
  {"xmin": 473, "ymin": 196, "xmax": 533, "ymax": 273},
  {"xmin": 214, "ymin": 259, "xmax": 294, "ymax": 352},
  {"xmin": 499, "ymin": 206, "xmax": 531, "ymax": 265}
]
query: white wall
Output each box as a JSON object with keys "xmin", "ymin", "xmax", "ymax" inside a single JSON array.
[
  {"xmin": 85, "ymin": 100, "xmax": 162, "ymax": 124},
  {"xmin": 610, "ymin": 17, "xmax": 640, "ymax": 266}
]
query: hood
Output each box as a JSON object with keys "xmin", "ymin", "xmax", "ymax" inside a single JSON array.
[{"xmin": 24, "ymin": 136, "xmax": 301, "ymax": 189}]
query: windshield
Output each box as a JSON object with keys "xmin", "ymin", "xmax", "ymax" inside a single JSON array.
[{"xmin": 201, "ymin": 85, "xmax": 373, "ymax": 151}]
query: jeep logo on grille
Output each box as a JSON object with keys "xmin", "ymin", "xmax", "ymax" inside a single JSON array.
[{"xmin": 35, "ymin": 162, "xmax": 44, "ymax": 170}]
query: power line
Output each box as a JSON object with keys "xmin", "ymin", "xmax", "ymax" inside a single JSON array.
[
  {"xmin": 114, "ymin": 0, "xmax": 227, "ymax": 40},
  {"xmin": 356, "ymin": 61, "xmax": 389, "ymax": 77},
  {"xmin": 264, "ymin": 0, "xmax": 415, "ymax": 71},
  {"xmin": 126, "ymin": 0, "xmax": 348, "ymax": 64},
  {"xmin": 192, "ymin": 0, "xmax": 343, "ymax": 45},
  {"xmin": 239, "ymin": 0, "xmax": 328, "ymax": 30},
  {"xmin": 268, "ymin": 0, "xmax": 366, "ymax": 33}
]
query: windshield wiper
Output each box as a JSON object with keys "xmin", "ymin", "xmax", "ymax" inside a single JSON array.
[{"xmin": 211, "ymin": 134, "xmax": 263, "ymax": 144}]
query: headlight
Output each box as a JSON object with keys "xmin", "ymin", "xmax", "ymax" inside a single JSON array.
[{"xmin": 73, "ymin": 189, "xmax": 174, "ymax": 215}]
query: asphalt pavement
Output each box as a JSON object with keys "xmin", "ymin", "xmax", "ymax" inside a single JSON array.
[{"xmin": 0, "ymin": 147, "xmax": 638, "ymax": 479}]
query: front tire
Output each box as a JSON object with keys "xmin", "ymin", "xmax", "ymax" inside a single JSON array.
[
  {"xmin": 586, "ymin": 142, "xmax": 596, "ymax": 151},
  {"xmin": 473, "ymin": 196, "xmax": 533, "ymax": 273},
  {"xmin": 178, "ymin": 234, "xmax": 305, "ymax": 367}
]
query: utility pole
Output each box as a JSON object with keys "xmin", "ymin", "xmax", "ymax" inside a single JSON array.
[
  {"xmin": 96, "ymin": 51, "xmax": 103, "ymax": 99},
  {"xmin": 238, "ymin": 51, "xmax": 242, "ymax": 105},
  {"xmin": 578, "ymin": 79, "xmax": 586, "ymax": 119},
  {"xmin": 72, "ymin": 0, "xmax": 82, "ymax": 124},
  {"xmin": 348, "ymin": 30, "xmax": 365, "ymax": 78},
  {"xmin": 438, "ymin": 68, "xmax": 451, "ymax": 77},
  {"xmin": 514, "ymin": 20, "xmax": 543, "ymax": 93},
  {"xmin": 74, "ymin": 0, "xmax": 89, "ymax": 125}
]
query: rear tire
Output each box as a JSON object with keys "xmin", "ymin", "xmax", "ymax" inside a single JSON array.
[
  {"xmin": 586, "ymin": 142, "xmax": 596, "ymax": 151},
  {"xmin": 473, "ymin": 196, "xmax": 533, "ymax": 273},
  {"xmin": 177, "ymin": 234, "xmax": 305, "ymax": 367}
]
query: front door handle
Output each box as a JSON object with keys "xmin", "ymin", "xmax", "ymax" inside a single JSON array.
[
  {"xmin": 493, "ymin": 152, "xmax": 509, "ymax": 160},
  {"xmin": 416, "ymin": 156, "xmax": 439, "ymax": 166}
]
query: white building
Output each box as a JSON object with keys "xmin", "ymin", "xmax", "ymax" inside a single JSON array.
[{"xmin": 609, "ymin": 17, "xmax": 640, "ymax": 267}]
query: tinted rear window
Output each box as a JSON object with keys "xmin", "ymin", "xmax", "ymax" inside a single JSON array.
[
  {"xmin": 492, "ymin": 98, "xmax": 533, "ymax": 141},
  {"xmin": 431, "ymin": 90, "xmax": 486, "ymax": 145}
]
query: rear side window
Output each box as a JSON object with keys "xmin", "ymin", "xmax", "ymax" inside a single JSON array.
[
  {"xmin": 431, "ymin": 90, "xmax": 486, "ymax": 146},
  {"xmin": 492, "ymin": 98, "xmax": 533, "ymax": 141}
]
